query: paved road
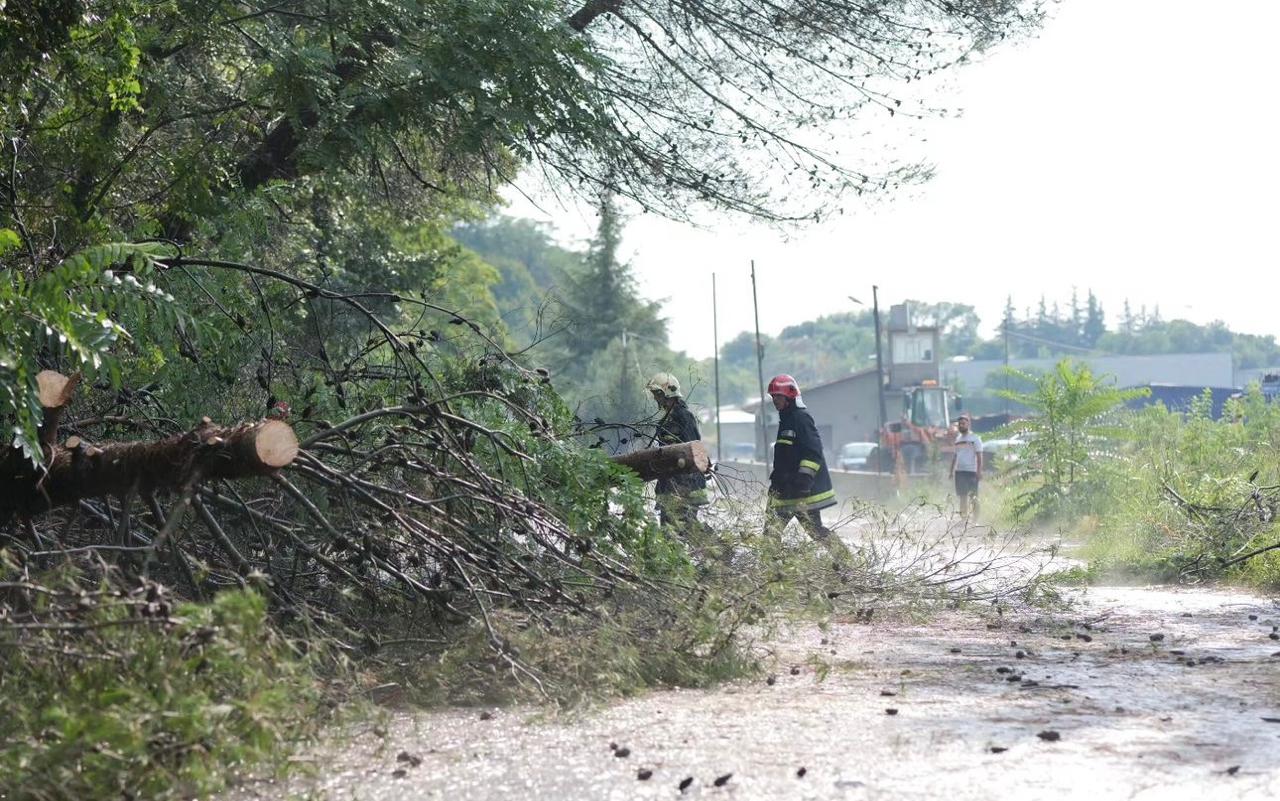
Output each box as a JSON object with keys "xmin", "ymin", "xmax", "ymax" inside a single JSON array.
[{"xmin": 227, "ymin": 584, "xmax": 1280, "ymax": 800}]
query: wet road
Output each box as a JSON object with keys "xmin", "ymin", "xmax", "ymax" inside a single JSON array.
[{"xmin": 227, "ymin": 584, "xmax": 1280, "ymax": 801}]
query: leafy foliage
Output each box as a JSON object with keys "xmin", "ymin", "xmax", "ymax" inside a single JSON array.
[
  {"xmin": 0, "ymin": 240, "xmax": 176, "ymax": 463},
  {"xmin": 450, "ymin": 216, "xmax": 582, "ymax": 344},
  {"xmin": 0, "ymin": 0, "xmax": 1050, "ymax": 793},
  {"xmin": 996, "ymin": 359, "xmax": 1148, "ymax": 520},
  {"xmin": 0, "ymin": 577, "xmax": 322, "ymax": 801},
  {"xmin": 1076, "ymin": 386, "xmax": 1280, "ymax": 588},
  {"xmin": 455, "ymin": 209, "xmax": 697, "ymax": 430}
]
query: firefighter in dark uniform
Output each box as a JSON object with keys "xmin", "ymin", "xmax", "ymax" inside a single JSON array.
[
  {"xmin": 766, "ymin": 374, "xmax": 845, "ymax": 553},
  {"xmin": 647, "ymin": 372, "xmax": 710, "ymax": 532}
]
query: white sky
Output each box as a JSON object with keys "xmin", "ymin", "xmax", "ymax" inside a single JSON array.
[{"xmin": 506, "ymin": 0, "xmax": 1280, "ymax": 359}]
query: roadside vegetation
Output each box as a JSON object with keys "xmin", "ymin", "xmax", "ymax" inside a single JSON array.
[
  {"xmin": 7, "ymin": 2, "xmax": 1274, "ymax": 799},
  {"xmin": 986, "ymin": 360, "xmax": 1280, "ymax": 590}
]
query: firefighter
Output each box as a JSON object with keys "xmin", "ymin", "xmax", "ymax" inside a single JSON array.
[
  {"xmin": 765, "ymin": 374, "xmax": 843, "ymax": 549},
  {"xmin": 647, "ymin": 372, "xmax": 710, "ymax": 532}
]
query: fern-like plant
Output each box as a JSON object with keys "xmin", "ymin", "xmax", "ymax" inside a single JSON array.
[
  {"xmin": 0, "ymin": 237, "xmax": 176, "ymax": 464},
  {"xmin": 996, "ymin": 359, "xmax": 1149, "ymax": 520}
]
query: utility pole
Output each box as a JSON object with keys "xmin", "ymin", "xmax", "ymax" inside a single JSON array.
[
  {"xmin": 871, "ymin": 286, "xmax": 889, "ymax": 475},
  {"xmin": 1003, "ymin": 317, "xmax": 1011, "ymax": 417},
  {"xmin": 872, "ymin": 284, "xmax": 888, "ymax": 437},
  {"xmin": 712, "ymin": 272, "xmax": 722, "ymax": 462},
  {"xmin": 751, "ymin": 261, "xmax": 770, "ymax": 472},
  {"xmin": 620, "ymin": 329, "xmax": 630, "ymax": 435}
]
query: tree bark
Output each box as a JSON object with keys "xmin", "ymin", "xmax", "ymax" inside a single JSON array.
[
  {"xmin": 611, "ymin": 441, "xmax": 710, "ymax": 482},
  {"xmin": 567, "ymin": 0, "xmax": 622, "ymax": 31},
  {"xmin": 2, "ymin": 418, "xmax": 299, "ymax": 517},
  {"xmin": 235, "ymin": 29, "xmax": 398, "ymax": 193}
]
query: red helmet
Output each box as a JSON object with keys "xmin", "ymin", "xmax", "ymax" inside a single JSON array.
[{"xmin": 767, "ymin": 374, "xmax": 801, "ymax": 399}]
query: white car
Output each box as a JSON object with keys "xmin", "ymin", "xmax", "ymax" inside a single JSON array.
[{"xmin": 837, "ymin": 441, "xmax": 878, "ymax": 471}]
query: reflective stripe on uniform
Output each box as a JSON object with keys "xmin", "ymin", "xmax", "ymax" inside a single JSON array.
[
  {"xmin": 776, "ymin": 438, "xmax": 794, "ymax": 446},
  {"xmin": 798, "ymin": 459, "xmax": 820, "ymax": 475},
  {"xmin": 771, "ymin": 488, "xmax": 836, "ymax": 508}
]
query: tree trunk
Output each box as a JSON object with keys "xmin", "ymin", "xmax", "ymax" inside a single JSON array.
[
  {"xmin": 36, "ymin": 369, "xmax": 81, "ymax": 458},
  {"xmin": 567, "ymin": 0, "xmax": 622, "ymax": 31},
  {"xmin": 2, "ymin": 418, "xmax": 299, "ymax": 517},
  {"xmin": 611, "ymin": 441, "xmax": 710, "ymax": 482}
]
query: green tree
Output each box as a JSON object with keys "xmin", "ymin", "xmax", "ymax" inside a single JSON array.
[
  {"xmin": 552, "ymin": 194, "xmax": 672, "ymax": 423},
  {"xmin": 1, "ymin": 0, "xmax": 1042, "ymax": 452},
  {"xmin": 997, "ymin": 360, "xmax": 1149, "ymax": 520},
  {"xmin": 452, "ymin": 216, "xmax": 583, "ymax": 346},
  {"xmin": 1121, "ymin": 299, "xmax": 1136, "ymax": 334},
  {"xmin": 1069, "ymin": 287, "xmax": 1083, "ymax": 346},
  {"xmin": 1082, "ymin": 290, "xmax": 1106, "ymax": 347}
]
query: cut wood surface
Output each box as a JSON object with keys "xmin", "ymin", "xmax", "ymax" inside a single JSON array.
[
  {"xmin": 3, "ymin": 418, "xmax": 299, "ymax": 516},
  {"xmin": 611, "ymin": 441, "xmax": 710, "ymax": 482},
  {"xmin": 36, "ymin": 370, "xmax": 80, "ymax": 409},
  {"xmin": 35, "ymin": 370, "xmax": 82, "ymax": 454}
]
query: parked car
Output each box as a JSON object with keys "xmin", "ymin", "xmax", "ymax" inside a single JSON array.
[
  {"xmin": 837, "ymin": 441, "xmax": 878, "ymax": 471},
  {"xmin": 981, "ymin": 437, "xmax": 1025, "ymax": 473},
  {"xmin": 725, "ymin": 442, "xmax": 757, "ymax": 461}
]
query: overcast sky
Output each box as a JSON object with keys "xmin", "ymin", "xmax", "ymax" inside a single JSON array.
[{"xmin": 507, "ymin": 0, "xmax": 1280, "ymax": 360}]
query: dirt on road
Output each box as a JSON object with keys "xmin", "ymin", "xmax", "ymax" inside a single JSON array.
[{"xmin": 228, "ymin": 582, "xmax": 1280, "ymax": 801}]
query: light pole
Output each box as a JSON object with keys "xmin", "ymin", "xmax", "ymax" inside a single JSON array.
[
  {"xmin": 751, "ymin": 261, "xmax": 769, "ymax": 472},
  {"xmin": 850, "ymin": 292, "xmax": 888, "ymax": 474},
  {"xmin": 712, "ymin": 272, "xmax": 721, "ymax": 462},
  {"xmin": 870, "ymin": 286, "xmax": 888, "ymax": 436}
]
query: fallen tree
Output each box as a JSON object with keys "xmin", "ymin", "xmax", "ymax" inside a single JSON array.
[
  {"xmin": 0, "ymin": 277, "xmax": 672, "ymax": 678},
  {"xmin": 1, "ymin": 372, "xmax": 298, "ymax": 520}
]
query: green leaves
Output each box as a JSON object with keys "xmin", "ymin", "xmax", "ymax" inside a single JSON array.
[
  {"xmin": 0, "ymin": 581, "xmax": 322, "ymax": 801},
  {"xmin": 0, "ymin": 228, "xmax": 21, "ymax": 254},
  {"xmin": 997, "ymin": 359, "xmax": 1149, "ymax": 520},
  {"xmin": 0, "ymin": 241, "xmax": 176, "ymax": 464}
]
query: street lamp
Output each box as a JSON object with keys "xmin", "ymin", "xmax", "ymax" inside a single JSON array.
[{"xmin": 849, "ymin": 291, "xmax": 888, "ymax": 473}]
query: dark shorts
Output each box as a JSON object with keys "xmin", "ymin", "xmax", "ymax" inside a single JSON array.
[{"xmin": 955, "ymin": 471, "xmax": 979, "ymax": 497}]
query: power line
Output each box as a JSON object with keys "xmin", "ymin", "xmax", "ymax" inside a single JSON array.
[{"xmin": 1001, "ymin": 325, "xmax": 1111, "ymax": 356}]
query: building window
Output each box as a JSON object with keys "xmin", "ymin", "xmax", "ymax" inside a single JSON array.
[{"xmin": 892, "ymin": 333, "xmax": 934, "ymax": 365}]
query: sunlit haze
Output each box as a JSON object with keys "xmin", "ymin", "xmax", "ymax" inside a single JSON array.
[{"xmin": 506, "ymin": 0, "xmax": 1280, "ymax": 359}]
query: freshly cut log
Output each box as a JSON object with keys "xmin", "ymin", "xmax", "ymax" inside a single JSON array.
[
  {"xmin": 35, "ymin": 370, "xmax": 81, "ymax": 454},
  {"xmin": 611, "ymin": 441, "xmax": 710, "ymax": 482},
  {"xmin": 3, "ymin": 419, "xmax": 299, "ymax": 516},
  {"xmin": 36, "ymin": 370, "xmax": 80, "ymax": 410}
]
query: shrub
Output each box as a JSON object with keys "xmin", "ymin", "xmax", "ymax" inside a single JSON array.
[{"xmin": 0, "ymin": 573, "xmax": 324, "ymax": 801}]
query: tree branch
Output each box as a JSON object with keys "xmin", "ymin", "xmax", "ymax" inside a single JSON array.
[{"xmin": 567, "ymin": 0, "xmax": 622, "ymax": 32}]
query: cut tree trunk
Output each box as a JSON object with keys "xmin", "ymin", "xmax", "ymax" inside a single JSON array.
[
  {"xmin": 36, "ymin": 370, "xmax": 81, "ymax": 457},
  {"xmin": 611, "ymin": 441, "xmax": 710, "ymax": 482},
  {"xmin": 2, "ymin": 417, "xmax": 299, "ymax": 517}
]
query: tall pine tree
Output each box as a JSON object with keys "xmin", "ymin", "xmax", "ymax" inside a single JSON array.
[
  {"xmin": 1070, "ymin": 287, "xmax": 1084, "ymax": 346},
  {"xmin": 558, "ymin": 192, "xmax": 668, "ymax": 423},
  {"xmin": 1121, "ymin": 299, "xmax": 1136, "ymax": 334},
  {"xmin": 1083, "ymin": 290, "xmax": 1106, "ymax": 347}
]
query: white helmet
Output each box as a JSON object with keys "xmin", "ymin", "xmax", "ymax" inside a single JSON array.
[{"xmin": 646, "ymin": 372, "xmax": 682, "ymax": 399}]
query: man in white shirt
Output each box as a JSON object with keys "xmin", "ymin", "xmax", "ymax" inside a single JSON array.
[{"xmin": 949, "ymin": 413, "xmax": 983, "ymax": 521}]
